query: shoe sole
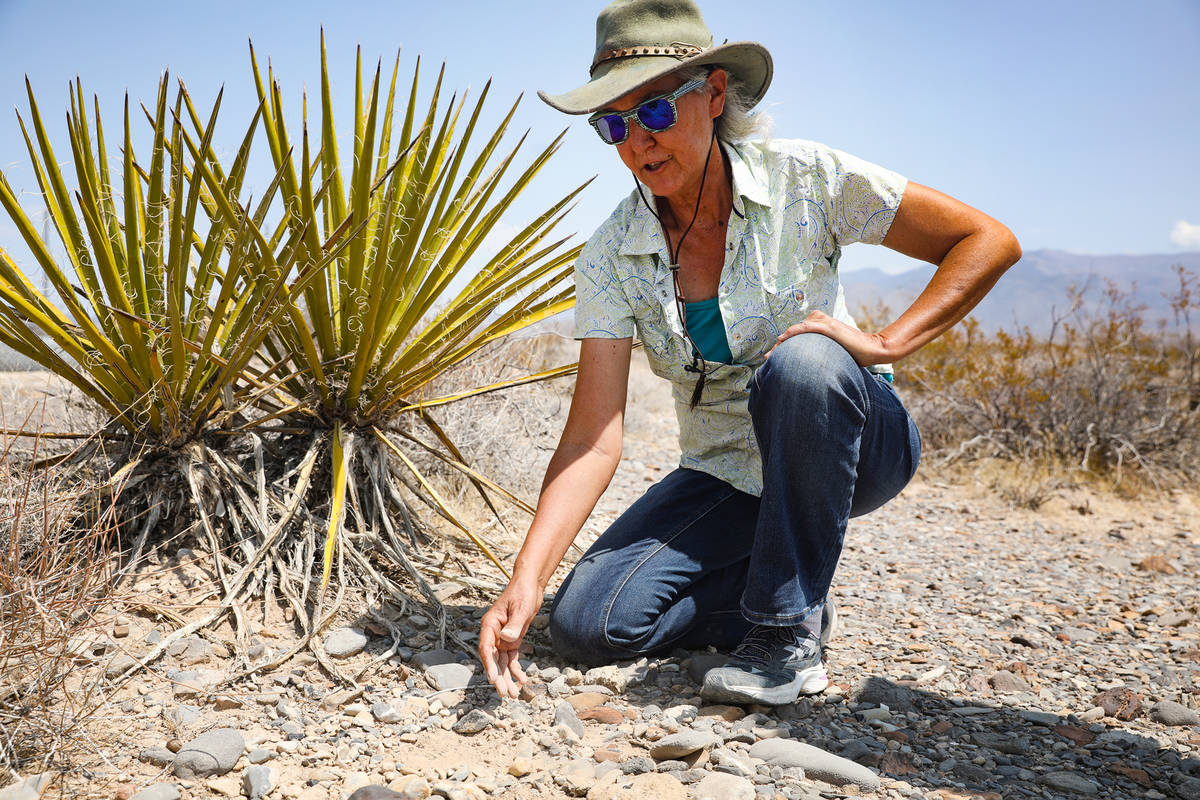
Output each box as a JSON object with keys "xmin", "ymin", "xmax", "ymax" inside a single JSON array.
[{"xmin": 701, "ymin": 661, "xmax": 829, "ymax": 706}]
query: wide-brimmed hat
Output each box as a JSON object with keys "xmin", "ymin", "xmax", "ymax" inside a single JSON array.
[{"xmin": 538, "ymin": 0, "xmax": 772, "ymax": 115}]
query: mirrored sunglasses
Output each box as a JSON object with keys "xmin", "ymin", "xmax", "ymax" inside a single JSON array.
[{"xmin": 588, "ymin": 78, "xmax": 708, "ymax": 145}]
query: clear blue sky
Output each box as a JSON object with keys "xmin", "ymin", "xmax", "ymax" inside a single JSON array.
[{"xmin": 1, "ymin": 0, "xmax": 1197, "ymax": 275}]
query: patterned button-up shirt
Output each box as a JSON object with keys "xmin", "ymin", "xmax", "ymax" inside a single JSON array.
[{"xmin": 573, "ymin": 138, "xmax": 907, "ymax": 496}]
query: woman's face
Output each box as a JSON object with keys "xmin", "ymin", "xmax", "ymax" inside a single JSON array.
[{"xmin": 606, "ymin": 69, "xmax": 727, "ymax": 203}]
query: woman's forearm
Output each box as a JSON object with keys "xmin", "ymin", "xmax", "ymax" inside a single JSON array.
[{"xmin": 512, "ymin": 438, "xmax": 622, "ymax": 592}]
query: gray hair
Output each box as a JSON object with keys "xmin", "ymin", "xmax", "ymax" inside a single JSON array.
[{"xmin": 675, "ymin": 65, "xmax": 772, "ymax": 142}]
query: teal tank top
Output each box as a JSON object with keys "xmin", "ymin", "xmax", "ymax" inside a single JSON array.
[{"xmin": 683, "ymin": 296, "xmax": 733, "ymax": 364}]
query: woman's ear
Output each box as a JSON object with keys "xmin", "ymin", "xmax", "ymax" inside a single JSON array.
[{"xmin": 707, "ymin": 68, "xmax": 728, "ymax": 119}]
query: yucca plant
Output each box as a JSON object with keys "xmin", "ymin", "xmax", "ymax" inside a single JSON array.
[
  {"xmin": 0, "ymin": 71, "xmax": 352, "ymax": 574},
  {"xmin": 235, "ymin": 37, "xmax": 587, "ymax": 658},
  {"xmin": 0, "ymin": 40, "xmax": 587, "ymax": 680}
]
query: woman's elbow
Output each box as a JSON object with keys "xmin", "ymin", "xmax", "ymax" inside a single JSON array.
[{"xmin": 986, "ymin": 219, "xmax": 1022, "ymax": 273}]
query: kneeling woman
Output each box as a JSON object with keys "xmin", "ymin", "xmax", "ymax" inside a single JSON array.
[{"xmin": 479, "ymin": 0, "xmax": 1020, "ymax": 705}]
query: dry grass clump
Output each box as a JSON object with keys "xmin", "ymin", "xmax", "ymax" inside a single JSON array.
[
  {"xmin": 887, "ymin": 265, "xmax": 1199, "ymax": 498},
  {"xmin": 0, "ymin": 432, "xmax": 118, "ymax": 783}
]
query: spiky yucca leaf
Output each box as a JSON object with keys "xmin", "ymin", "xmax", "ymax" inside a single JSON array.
[
  {"xmin": 0, "ymin": 73, "xmax": 329, "ymax": 447},
  {"xmin": 246, "ymin": 38, "xmax": 586, "ymax": 586}
]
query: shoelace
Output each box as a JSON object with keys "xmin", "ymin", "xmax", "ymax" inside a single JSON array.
[{"xmin": 731, "ymin": 624, "xmax": 811, "ymax": 668}]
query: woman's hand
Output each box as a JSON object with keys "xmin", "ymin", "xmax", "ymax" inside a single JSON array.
[
  {"xmin": 768, "ymin": 310, "xmax": 892, "ymax": 366},
  {"xmin": 478, "ymin": 576, "xmax": 542, "ymax": 698}
]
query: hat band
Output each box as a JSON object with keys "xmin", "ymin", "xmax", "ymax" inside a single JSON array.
[{"xmin": 590, "ymin": 42, "xmax": 705, "ymax": 75}]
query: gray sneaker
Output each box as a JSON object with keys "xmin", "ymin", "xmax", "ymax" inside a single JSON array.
[{"xmin": 701, "ymin": 624, "xmax": 829, "ymax": 705}]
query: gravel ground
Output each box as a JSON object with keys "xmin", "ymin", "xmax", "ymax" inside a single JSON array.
[{"xmin": 5, "ymin": 353, "xmax": 1198, "ymax": 800}]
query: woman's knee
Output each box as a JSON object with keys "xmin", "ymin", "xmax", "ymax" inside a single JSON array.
[{"xmin": 750, "ymin": 333, "xmax": 863, "ymax": 412}]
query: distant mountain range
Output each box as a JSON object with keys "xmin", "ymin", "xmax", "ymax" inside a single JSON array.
[{"xmin": 842, "ymin": 249, "xmax": 1200, "ymax": 334}]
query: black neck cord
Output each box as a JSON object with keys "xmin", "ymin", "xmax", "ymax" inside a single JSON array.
[{"xmin": 633, "ymin": 129, "xmax": 720, "ymax": 409}]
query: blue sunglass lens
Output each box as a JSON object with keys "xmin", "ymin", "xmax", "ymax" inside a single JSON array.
[
  {"xmin": 637, "ymin": 97, "xmax": 675, "ymax": 131},
  {"xmin": 595, "ymin": 114, "xmax": 628, "ymax": 144}
]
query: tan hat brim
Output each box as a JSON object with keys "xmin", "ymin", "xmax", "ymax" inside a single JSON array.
[{"xmin": 538, "ymin": 41, "xmax": 772, "ymax": 115}]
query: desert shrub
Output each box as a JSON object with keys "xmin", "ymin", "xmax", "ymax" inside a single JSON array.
[
  {"xmin": 0, "ymin": 434, "xmax": 117, "ymax": 780},
  {"xmin": 891, "ymin": 265, "xmax": 1199, "ymax": 489}
]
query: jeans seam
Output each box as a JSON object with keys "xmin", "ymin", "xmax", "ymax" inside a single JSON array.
[{"xmin": 600, "ymin": 483, "xmax": 742, "ymax": 654}]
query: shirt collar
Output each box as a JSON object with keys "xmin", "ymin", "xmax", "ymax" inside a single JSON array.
[{"xmin": 617, "ymin": 140, "xmax": 772, "ymax": 257}]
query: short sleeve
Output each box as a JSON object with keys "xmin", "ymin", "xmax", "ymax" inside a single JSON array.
[
  {"xmin": 814, "ymin": 145, "xmax": 907, "ymax": 247},
  {"xmin": 572, "ymin": 238, "xmax": 636, "ymax": 340}
]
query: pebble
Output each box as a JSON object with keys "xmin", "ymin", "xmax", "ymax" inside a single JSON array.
[
  {"xmin": 1150, "ymin": 699, "xmax": 1200, "ymax": 726},
  {"xmin": 425, "ymin": 662, "xmax": 476, "ymax": 691},
  {"xmin": 242, "ymin": 765, "xmax": 274, "ymax": 800},
  {"xmin": 452, "ymin": 709, "xmax": 494, "ymax": 735},
  {"xmin": 649, "ymin": 731, "xmax": 718, "ymax": 760},
  {"xmin": 553, "ymin": 701, "xmax": 586, "ymax": 739},
  {"xmin": 749, "ymin": 739, "xmax": 881, "ymax": 790},
  {"xmin": 172, "ymin": 728, "xmax": 245, "ymax": 778},
  {"xmin": 323, "ymin": 627, "xmax": 368, "ymax": 658},
  {"xmin": 1036, "ymin": 770, "xmax": 1101, "ymax": 794}
]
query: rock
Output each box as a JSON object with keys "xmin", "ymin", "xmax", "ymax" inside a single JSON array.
[
  {"xmin": 693, "ymin": 772, "xmax": 754, "ymax": 800},
  {"xmin": 649, "ymin": 731, "xmax": 718, "ymax": 760},
  {"xmin": 129, "ymin": 785, "xmax": 181, "ymax": 800},
  {"xmin": 205, "ymin": 776, "xmax": 240, "ymax": 796},
  {"xmin": 838, "ymin": 739, "xmax": 876, "ymax": 764},
  {"xmin": 1094, "ymin": 687, "xmax": 1143, "ymax": 720},
  {"xmin": 323, "ymin": 627, "xmax": 368, "ymax": 658},
  {"xmin": 554, "ymin": 702, "xmax": 586, "ymax": 739},
  {"xmin": 972, "ymin": 731, "xmax": 1027, "ymax": 754},
  {"xmin": 1054, "ymin": 724, "xmax": 1096, "ymax": 746},
  {"xmin": 698, "ymin": 704, "xmax": 745, "ymax": 721},
  {"xmin": 1150, "ymin": 700, "xmax": 1200, "ymax": 726},
  {"xmin": 105, "ymin": 654, "xmax": 138, "ymax": 678},
  {"xmin": 988, "ymin": 669, "xmax": 1031, "ymax": 693},
  {"xmin": 508, "ymin": 757, "xmax": 532, "ymax": 777},
  {"xmin": 620, "ymin": 757, "xmax": 655, "ymax": 775},
  {"xmin": 247, "ymin": 748, "xmax": 274, "ymax": 764},
  {"xmin": 584, "ymin": 665, "xmax": 630, "ymax": 693},
  {"xmin": 580, "ymin": 706, "xmax": 625, "ymax": 725},
  {"xmin": 138, "ymin": 747, "xmax": 177, "ymax": 767},
  {"xmin": 568, "ymin": 692, "xmax": 610, "ymax": 712},
  {"xmin": 851, "ymin": 677, "xmax": 915, "ymax": 711},
  {"xmin": 749, "ymin": 739, "xmax": 881, "ymax": 790},
  {"xmin": 1018, "ymin": 710, "xmax": 1060, "ymax": 727},
  {"xmin": 1037, "ymin": 771, "xmax": 1100, "ymax": 794},
  {"xmin": 347, "ymin": 788, "xmax": 405, "ymax": 800},
  {"xmin": 686, "ymin": 654, "xmax": 727, "ymax": 683},
  {"xmin": 452, "ymin": 709, "xmax": 493, "ymax": 735},
  {"xmin": 425, "ymin": 663, "xmax": 476, "ymax": 691},
  {"xmin": 0, "ymin": 774, "xmax": 51, "ymax": 800},
  {"xmin": 243, "ymin": 765, "xmax": 274, "ymax": 800},
  {"xmin": 411, "ymin": 649, "xmax": 457, "ymax": 668},
  {"xmin": 371, "ymin": 702, "xmax": 403, "ymax": 724},
  {"xmin": 554, "ymin": 760, "xmax": 596, "ymax": 796},
  {"xmin": 1137, "ymin": 554, "xmax": 1178, "ymax": 574},
  {"xmin": 172, "ymin": 728, "xmax": 244, "ymax": 778},
  {"xmin": 709, "ymin": 748, "xmax": 755, "ymax": 778}
]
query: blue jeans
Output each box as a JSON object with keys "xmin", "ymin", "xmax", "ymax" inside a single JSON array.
[{"xmin": 550, "ymin": 333, "xmax": 922, "ymax": 665}]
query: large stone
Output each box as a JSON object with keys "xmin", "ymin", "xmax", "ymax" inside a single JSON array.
[
  {"xmin": 584, "ymin": 665, "xmax": 630, "ymax": 693},
  {"xmin": 554, "ymin": 702, "xmax": 586, "ymax": 739},
  {"xmin": 0, "ymin": 774, "xmax": 51, "ymax": 800},
  {"xmin": 1150, "ymin": 700, "xmax": 1200, "ymax": 726},
  {"xmin": 749, "ymin": 739, "xmax": 881, "ymax": 790},
  {"xmin": 452, "ymin": 709, "xmax": 493, "ymax": 735},
  {"xmin": 172, "ymin": 728, "xmax": 244, "ymax": 778},
  {"xmin": 851, "ymin": 677, "xmax": 915, "ymax": 711},
  {"xmin": 323, "ymin": 627, "xmax": 368, "ymax": 658},
  {"xmin": 694, "ymin": 772, "xmax": 755, "ymax": 800},
  {"xmin": 347, "ymin": 787, "xmax": 406, "ymax": 800},
  {"xmin": 411, "ymin": 649, "xmax": 457, "ymax": 668},
  {"xmin": 554, "ymin": 760, "xmax": 596, "ymax": 796},
  {"xmin": 243, "ymin": 765, "xmax": 275, "ymax": 800},
  {"xmin": 1037, "ymin": 771, "xmax": 1100, "ymax": 795},
  {"xmin": 129, "ymin": 785, "xmax": 181, "ymax": 800},
  {"xmin": 649, "ymin": 731, "xmax": 718, "ymax": 760},
  {"xmin": 425, "ymin": 662, "xmax": 476, "ymax": 691}
]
